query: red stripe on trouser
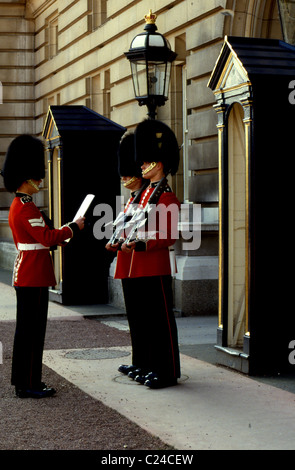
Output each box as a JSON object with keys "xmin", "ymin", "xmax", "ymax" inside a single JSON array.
[
  {"xmin": 29, "ymin": 287, "xmax": 42, "ymax": 388},
  {"xmin": 160, "ymin": 276, "xmax": 176, "ymax": 378}
]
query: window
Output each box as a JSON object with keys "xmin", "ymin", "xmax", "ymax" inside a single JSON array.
[
  {"xmin": 91, "ymin": 71, "xmax": 110, "ymax": 118},
  {"xmin": 45, "ymin": 13, "xmax": 58, "ymax": 59},
  {"xmin": 92, "ymin": 0, "xmax": 107, "ymax": 29}
]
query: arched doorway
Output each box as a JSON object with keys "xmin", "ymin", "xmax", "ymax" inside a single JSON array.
[
  {"xmin": 225, "ymin": 0, "xmax": 283, "ymax": 39},
  {"xmin": 51, "ymin": 146, "xmax": 62, "ymax": 291},
  {"xmin": 227, "ymin": 103, "xmax": 246, "ymax": 348}
]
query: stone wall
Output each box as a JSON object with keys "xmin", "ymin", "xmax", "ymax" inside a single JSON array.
[{"xmin": 0, "ymin": 0, "xmax": 282, "ymax": 314}]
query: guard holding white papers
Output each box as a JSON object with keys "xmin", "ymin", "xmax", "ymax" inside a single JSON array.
[{"xmin": 1, "ymin": 134, "xmax": 85, "ymax": 398}]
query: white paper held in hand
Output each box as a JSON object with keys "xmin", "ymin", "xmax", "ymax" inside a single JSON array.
[
  {"xmin": 65, "ymin": 194, "xmax": 95, "ymax": 243},
  {"xmin": 73, "ymin": 194, "xmax": 95, "ymax": 220}
]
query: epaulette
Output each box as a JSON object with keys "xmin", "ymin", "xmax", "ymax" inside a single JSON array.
[{"xmin": 20, "ymin": 195, "xmax": 33, "ymax": 204}]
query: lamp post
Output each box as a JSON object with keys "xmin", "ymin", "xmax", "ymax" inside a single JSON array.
[{"xmin": 125, "ymin": 10, "xmax": 177, "ymax": 119}]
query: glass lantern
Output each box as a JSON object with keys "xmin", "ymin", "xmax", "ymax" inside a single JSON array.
[{"xmin": 125, "ymin": 10, "xmax": 177, "ymax": 118}]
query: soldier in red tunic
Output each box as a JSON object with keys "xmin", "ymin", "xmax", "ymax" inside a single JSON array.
[
  {"xmin": 115, "ymin": 120, "xmax": 181, "ymax": 389},
  {"xmin": 106, "ymin": 132, "xmax": 149, "ymax": 376},
  {"xmin": 1, "ymin": 134, "xmax": 85, "ymax": 398}
]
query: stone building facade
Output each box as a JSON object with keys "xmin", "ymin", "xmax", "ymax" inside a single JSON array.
[{"xmin": 0, "ymin": 0, "xmax": 283, "ymax": 316}]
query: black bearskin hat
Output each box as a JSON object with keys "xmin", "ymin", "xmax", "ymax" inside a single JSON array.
[
  {"xmin": 118, "ymin": 132, "xmax": 142, "ymax": 178},
  {"xmin": 1, "ymin": 134, "xmax": 45, "ymax": 192},
  {"xmin": 134, "ymin": 120, "xmax": 180, "ymax": 176}
]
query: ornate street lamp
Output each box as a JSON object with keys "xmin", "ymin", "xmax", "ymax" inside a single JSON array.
[
  {"xmin": 277, "ymin": 0, "xmax": 295, "ymax": 45},
  {"xmin": 125, "ymin": 10, "xmax": 177, "ymax": 119}
]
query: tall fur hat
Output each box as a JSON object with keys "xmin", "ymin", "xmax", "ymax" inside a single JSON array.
[
  {"xmin": 118, "ymin": 132, "xmax": 142, "ymax": 178},
  {"xmin": 134, "ymin": 119, "xmax": 180, "ymax": 176},
  {"xmin": 1, "ymin": 134, "xmax": 45, "ymax": 192}
]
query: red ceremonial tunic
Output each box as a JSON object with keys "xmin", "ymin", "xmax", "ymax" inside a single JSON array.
[
  {"xmin": 114, "ymin": 184, "xmax": 180, "ymax": 279},
  {"xmin": 9, "ymin": 194, "xmax": 73, "ymax": 287}
]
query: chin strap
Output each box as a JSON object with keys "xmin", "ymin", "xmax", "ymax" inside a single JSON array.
[
  {"xmin": 142, "ymin": 162, "xmax": 157, "ymax": 175},
  {"xmin": 123, "ymin": 176, "xmax": 140, "ymax": 187},
  {"xmin": 27, "ymin": 179, "xmax": 40, "ymax": 191}
]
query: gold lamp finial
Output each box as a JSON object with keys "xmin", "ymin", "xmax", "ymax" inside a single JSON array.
[{"xmin": 144, "ymin": 9, "xmax": 157, "ymax": 25}]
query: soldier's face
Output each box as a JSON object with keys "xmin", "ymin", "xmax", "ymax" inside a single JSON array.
[{"xmin": 141, "ymin": 161, "xmax": 164, "ymax": 181}]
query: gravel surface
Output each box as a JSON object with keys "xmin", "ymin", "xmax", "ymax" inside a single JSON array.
[{"xmin": 0, "ymin": 317, "xmax": 173, "ymax": 451}]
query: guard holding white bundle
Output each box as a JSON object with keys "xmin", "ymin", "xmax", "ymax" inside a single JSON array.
[
  {"xmin": 116, "ymin": 120, "xmax": 181, "ymax": 389},
  {"xmin": 1, "ymin": 134, "xmax": 85, "ymax": 398}
]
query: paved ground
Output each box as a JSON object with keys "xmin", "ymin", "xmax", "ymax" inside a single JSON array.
[{"xmin": 1, "ymin": 267, "xmax": 295, "ymax": 455}]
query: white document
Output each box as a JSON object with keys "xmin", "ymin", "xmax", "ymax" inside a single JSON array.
[
  {"xmin": 64, "ymin": 194, "xmax": 95, "ymax": 243},
  {"xmin": 73, "ymin": 194, "xmax": 95, "ymax": 220}
]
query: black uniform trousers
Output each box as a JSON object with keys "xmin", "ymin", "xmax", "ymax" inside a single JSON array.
[
  {"xmin": 122, "ymin": 275, "xmax": 180, "ymax": 380},
  {"xmin": 11, "ymin": 287, "xmax": 49, "ymax": 389}
]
